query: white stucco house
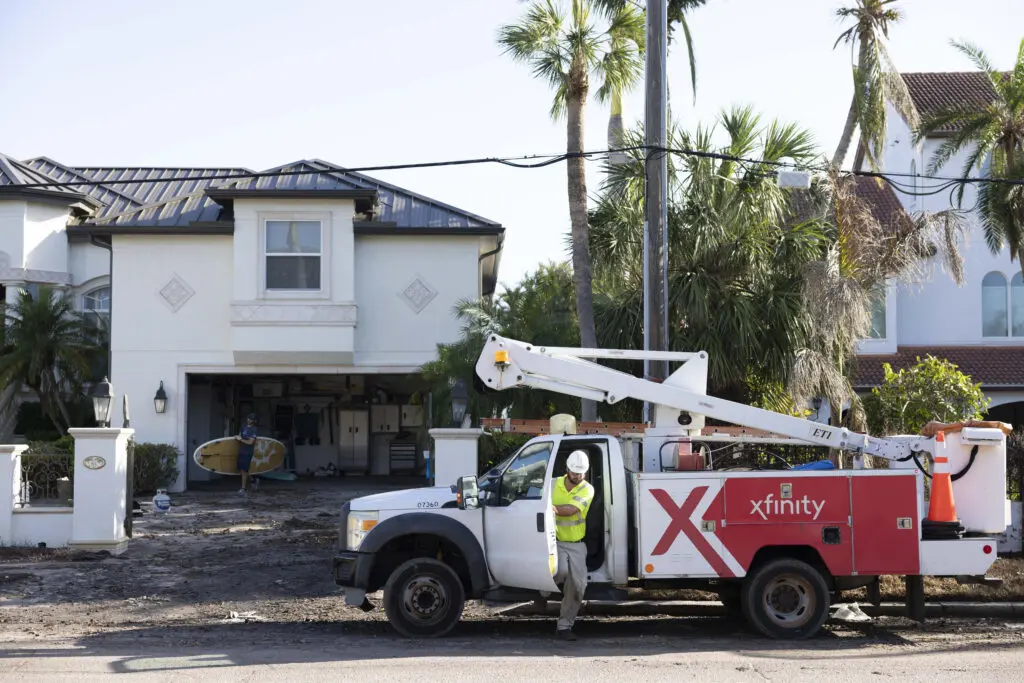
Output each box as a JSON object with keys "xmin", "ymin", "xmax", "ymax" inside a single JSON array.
[
  {"xmin": 0, "ymin": 154, "xmax": 504, "ymax": 491},
  {"xmin": 849, "ymin": 71, "xmax": 1024, "ymax": 428}
]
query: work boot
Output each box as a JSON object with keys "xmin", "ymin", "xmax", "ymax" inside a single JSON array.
[{"xmin": 555, "ymin": 629, "xmax": 577, "ymax": 641}]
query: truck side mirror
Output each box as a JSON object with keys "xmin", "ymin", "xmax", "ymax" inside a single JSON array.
[{"xmin": 456, "ymin": 475, "xmax": 479, "ymax": 510}]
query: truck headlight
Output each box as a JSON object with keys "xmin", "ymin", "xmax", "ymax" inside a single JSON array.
[{"xmin": 347, "ymin": 511, "xmax": 378, "ymax": 550}]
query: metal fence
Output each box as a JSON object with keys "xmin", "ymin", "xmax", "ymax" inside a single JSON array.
[{"xmin": 17, "ymin": 450, "xmax": 74, "ymax": 508}]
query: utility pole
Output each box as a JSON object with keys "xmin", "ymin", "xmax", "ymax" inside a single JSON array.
[{"xmin": 643, "ymin": 0, "xmax": 669, "ymax": 421}]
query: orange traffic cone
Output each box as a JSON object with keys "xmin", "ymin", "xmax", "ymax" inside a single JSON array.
[{"xmin": 923, "ymin": 431, "xmax": 964, "ymax": 539}]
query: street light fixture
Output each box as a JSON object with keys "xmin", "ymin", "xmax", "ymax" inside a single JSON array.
[
  {"xmin": 154, "ymin": 381, "xmax": 168, "ymax": 414},
  {"xmin": 92, "ymin": 377, "xmax": 113, "ymax": 427},
  {"xmin": 450, "ymin": 379, "xmax": 468, "ymax": 428}
]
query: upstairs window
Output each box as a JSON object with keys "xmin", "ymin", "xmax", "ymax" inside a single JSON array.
[
  {"xmin": 982, "ymin": 271, "xmax": 1013, "ymax": 337},
  {"xmin": 1013, "ymin": 272, "xmax": 1024, "ymax": 337},
  {"xmin": 867, "ymin": 285, "xmax": 887, "ymax": 339},
  {"xmin": 83, "ymin": 286, "xmax": 110, "ymax": 316},
  {"xmin": 264, "ymin": 220, "xmax": 322, "ymax": 290}
]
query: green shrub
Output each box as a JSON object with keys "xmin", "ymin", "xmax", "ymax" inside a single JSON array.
[
  {"xmin": 863, "ymin": 355, "xmax": 989, "ymax": 436},
  {"xmin": 133, "ymin": 443, "xmax": 180, "ymax": 494},
  {"xmin": 24, "ymin": 430, "xmax": 62, "ymax": 443}
]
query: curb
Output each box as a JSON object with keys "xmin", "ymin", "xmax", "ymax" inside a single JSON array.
[{"xmin": 494, "ymin": 599, "xmax": 1024, "ymax": 619}]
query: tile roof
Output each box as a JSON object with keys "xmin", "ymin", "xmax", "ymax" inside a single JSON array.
[
  {"xmin": 853, "ymin": 345, "xmax": 1024, "ymax": 388},
  {"xmin": 901, "ymin": 72, "xmax": 1005, "ymax": 134},
  {"xmin": 848, "ymin": 175, "xmax": 909, "ymax": 227}
]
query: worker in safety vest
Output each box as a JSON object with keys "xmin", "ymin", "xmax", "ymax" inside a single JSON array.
[{"xmin": 551, "ymin": 449, "xmax": 595, "ymax": 640}]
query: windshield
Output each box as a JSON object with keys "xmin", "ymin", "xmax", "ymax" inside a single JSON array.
[{"xmin": 478, "ymin": 451, "xmax": 517, "ymax": 488}]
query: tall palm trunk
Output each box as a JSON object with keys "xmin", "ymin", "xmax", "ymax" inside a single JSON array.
[
  {"xmin": 47, "ymin": 369, "xmax": 74, "ymax": 432},
  {"xmin": 608, "ymin": 90, "xmax": 627, "ymax": 166},
  {"xmin": 832, "ymin": 100, "xmax": 859, "ymax": 168},
  {"xmin": 567, "ymin": 65, "xmax": 599, "ymax": 422},
  {"xmin": 35, "ymin": 380, "xmax": 67, "ymax": 436},
  {"xmin": 832, "ymin": 39, "xmax": 873, "ymax": 169}
]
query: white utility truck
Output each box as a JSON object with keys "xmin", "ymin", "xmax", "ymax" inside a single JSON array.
[{"xmin": 332, "ymin": 335, "xmax": 1010, "ymax": 639}]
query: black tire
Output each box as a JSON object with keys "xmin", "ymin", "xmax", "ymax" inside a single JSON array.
[
  {"xmin": 740, "ymin": 558, "xmax": 830, "ymax": 640},
  {"xmin": 382, "ymin": 557, "xmax": 466, "ymax": 638}
]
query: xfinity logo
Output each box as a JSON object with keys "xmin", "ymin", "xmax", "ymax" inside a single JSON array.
[{"xmin": 750, "ymin": 493, "xmax": 826, "ymax": 521}]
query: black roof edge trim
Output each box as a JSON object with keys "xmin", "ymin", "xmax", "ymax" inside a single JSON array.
[
  {"xmin": 205, "ymin": 189, "xmax": 378, "ymax": 200},
  {"xmin": 354, "ymin": 226, "xmax": 505, "ymax": 236},
  {"xmin": 0, "ymin": 186, "xmax": 102, "ymax": 208},
  {"xmin": 72, "ymin": 222, "xmax": 234, "ymax": 236}
]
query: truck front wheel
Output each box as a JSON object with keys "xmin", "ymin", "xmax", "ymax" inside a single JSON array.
[
  {"xmin": 741, "ymin": 558, "xmax": 830, "ymax": 640},
  {"xmin": 383, "ymin": 557, "xmax": 466, "ymax": 638}
]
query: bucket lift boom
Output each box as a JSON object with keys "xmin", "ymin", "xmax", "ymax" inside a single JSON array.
[{"xmin": 474, "ymin": 334, "xmax": 933, "ymax": 462}]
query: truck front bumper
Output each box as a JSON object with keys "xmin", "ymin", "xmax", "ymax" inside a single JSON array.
[{"xmin": 333, "ymin": 551, "xmax": 376, "ymax": 610}]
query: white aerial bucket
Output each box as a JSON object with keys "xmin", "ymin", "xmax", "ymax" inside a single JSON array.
[{"xmin": 945, "ymin": 428, "xmax": 1009, "ymax": 535}]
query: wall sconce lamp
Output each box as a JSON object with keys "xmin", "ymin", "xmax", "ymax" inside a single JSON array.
[{"xmin": 154, "ymin": 381, "xmax": 168, "ymax": 414}]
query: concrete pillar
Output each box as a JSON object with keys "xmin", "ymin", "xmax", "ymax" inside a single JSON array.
[
  {"xmin": 0, "ymin": 445, "xmax": 28, "ymax": 545},
  {"xmin": 68, "ymin": 428, "xmax": 134, "ymax": 555},
  {"xmin": 429, "ymin": 428, "xmax": 483, "ymax": 489}
]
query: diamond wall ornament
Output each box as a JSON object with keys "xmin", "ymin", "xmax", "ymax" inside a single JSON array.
[
  {"xmin": 398, "ymin": 275, "xmax": 438, "ymax": 314},
  {"xmin": 159, "ymin": 274, "xmax": 195, "ymax": 312}
]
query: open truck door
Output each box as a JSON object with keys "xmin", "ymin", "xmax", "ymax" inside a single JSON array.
[{"xmin": 476, "ymin": 440, "xmax": 560, "ymax": 592}]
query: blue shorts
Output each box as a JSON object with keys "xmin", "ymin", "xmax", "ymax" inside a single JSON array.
[{"xmin": 237, "ymin": 450, "xmax": 254, "ymax": 472}]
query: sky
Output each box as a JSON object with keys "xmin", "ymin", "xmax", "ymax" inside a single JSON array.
[{"xmin": 2, "ymin": 0, "xmax": 1022, "ymax": 290}]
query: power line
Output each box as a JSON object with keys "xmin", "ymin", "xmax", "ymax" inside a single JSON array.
[{"xmin": 14, "ymin": 145, "xmax": 1024, "ymax": 192}]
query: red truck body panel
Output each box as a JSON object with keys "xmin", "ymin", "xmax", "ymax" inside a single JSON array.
[{"xmin": 638, "ymin": 470, "xmax": 921, "ymax": 579}]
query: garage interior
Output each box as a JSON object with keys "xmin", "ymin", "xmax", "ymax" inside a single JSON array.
[{"xmin": 185, "ymin": 373, "xmax": 431, "ymax": 483}]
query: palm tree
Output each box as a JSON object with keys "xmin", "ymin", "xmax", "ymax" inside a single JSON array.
[
  {"xmin": 913, "ymin": 38, "xmax": 1024, "ymax": 276},
  {"xmin": 498, "ymin": 0, "xmax": 645, "ymax": 421},
  {"xmin": 831, "ymin": 0, "xmax": 918, "ymax": 170},
  {"xmin": 788, "ymin": 171, "xmax": 967, "ymax": 433},
  {"xmin": 594, "ymin": 0, "xmax": 706, "ymax": 158},
  {"xmin": 0, "ymin": 286, "xmax": 101, "ymax": 435},
  {"xmin": 589, "ymin": 106, "xmax": 824, "ymax": 403}
]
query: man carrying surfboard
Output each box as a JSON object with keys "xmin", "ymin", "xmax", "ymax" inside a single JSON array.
[{"xmin": 235, "ymin": 413, "xmax": 259, "ymax": 496}]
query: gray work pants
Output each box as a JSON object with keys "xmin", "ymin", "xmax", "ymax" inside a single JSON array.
[{"xmin": 553, "ymin": 540, "xmax": 587, "ymax": 630}]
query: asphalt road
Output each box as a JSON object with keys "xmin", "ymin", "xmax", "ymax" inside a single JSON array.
[
  {"xmin": 3, "ymin": 640, "xmax": 1024, "ymax": 682},
  {"xmin": 2, "ymin": 616, "xmax": 1023, "ymax": 682}
]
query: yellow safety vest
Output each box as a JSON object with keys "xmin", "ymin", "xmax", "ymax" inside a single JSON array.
[{"xmin": 552, "ymin": 475, "xmax": 594, "ymax": 543}]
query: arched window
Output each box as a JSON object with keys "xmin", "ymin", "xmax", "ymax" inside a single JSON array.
[
  {"xmin": 83, "ymin": 286, "xmax": 110, "ymax": 316},
  {"xmin": 868, "ymin": 284, "xmax": 886, "ymax": 339},
  {"xmin": 982, "ymin": 272, "xmax": 1008, "ymax": 337},
  {"xmin": 1012, "ymin": 272, "xmax": 1024, "ymax": 337}
]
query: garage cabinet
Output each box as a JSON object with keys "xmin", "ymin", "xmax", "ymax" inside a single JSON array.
[
  {"xmin": 371, "ymin": 405, "xmax": 400, "ymax": 433},
  {"xmin": 338, "ymin": 410, "xmax": 369, "ymax": 472}
]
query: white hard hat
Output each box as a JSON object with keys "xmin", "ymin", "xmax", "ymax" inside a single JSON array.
[{"xmin": 566, "ymin": 450, "xmax": 589, "ymax": 474}]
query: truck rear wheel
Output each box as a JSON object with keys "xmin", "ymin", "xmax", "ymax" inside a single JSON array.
[
  {"xmin": 741, "ymin": 558, "xmax": 830, "ymax": 640},
  {"xmin": 383, "ymin": 557, "xmax": 465, "ymax": 638}
]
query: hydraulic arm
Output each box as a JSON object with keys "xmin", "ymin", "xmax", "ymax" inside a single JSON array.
[{"xmin": 474, "ymin": 335, "xmax": 933, "ymax": 462}]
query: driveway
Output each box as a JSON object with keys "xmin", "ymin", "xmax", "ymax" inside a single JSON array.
[{"xmin": 1, "ymin": 477, "xmax": 1022, "ymax": 681}]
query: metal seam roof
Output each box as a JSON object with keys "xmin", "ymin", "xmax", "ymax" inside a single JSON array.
[
  {"xmin": 22, "ymin": 157, "xmax": 142, "ymax": 216},
  {"xmin": 8, "ymin": 155, "xmax": 502, "ymax": 231},
  {"xmin": 0, "ymin": 153, "xmax": 88, "ymax": 199}
]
